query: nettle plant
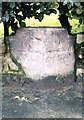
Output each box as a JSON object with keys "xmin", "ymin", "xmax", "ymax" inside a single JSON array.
[{"xmin": 2, "ymin": 1, "xmax": 84, "ymax": 37}]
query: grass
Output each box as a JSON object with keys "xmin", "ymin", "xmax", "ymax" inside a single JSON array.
[
  {"xmin": 0, "ymin": 13, "xmax": 83, "ymax": 38},
  {"xmin": 25, "ymin": 14, "xmax": 61, "ymax": 26},
  {"xmin": 0, "ymin": 22, "xmax": 4, "ymax": 38}
]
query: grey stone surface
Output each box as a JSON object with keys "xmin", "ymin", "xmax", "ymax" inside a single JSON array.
[
  {"xmin": 0, "ymin": 39, "xmax": 2, "ymax": 120},
  {"xmin": 0, "ymin": 39, "xmax": 2, "ymax": 74},
  {"xmin": 9, "ymin": 27, "xmax": 75, "ymax": 80},
  {"xmin": 77, "ymin": 34, "xmax": 84, "ymax": 43}
]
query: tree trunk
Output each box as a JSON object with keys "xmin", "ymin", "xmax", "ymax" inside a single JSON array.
[
  {"xmin": 58, "ymin": 2, "xmax": 72, "ymax": 34},
  {"xmin": 2, "ymin": 2, "xmax": 9, "ymax": 38},
  {"xmin": 2, "ymin": 2, "xmax": 26, "ymax": 76},
  {"xmin": 73, "ymin": 35, "xmax": 77, "ymax": 82}
]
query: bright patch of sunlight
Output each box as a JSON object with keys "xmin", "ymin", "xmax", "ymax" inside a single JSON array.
[
  {"xmin": 0, "ymin": 22, "xmax": 4, "ymax": 38},
  {"xmin": 0, "ymin": 14, "xmax": 82, "ymax": 38},
  {"xmin": 25, "ymin": 13, "xmax": 61, "ymax": 27},
  {"xmin": 69, "ymin": 19, "xmax": 79, "ymax": 27}
]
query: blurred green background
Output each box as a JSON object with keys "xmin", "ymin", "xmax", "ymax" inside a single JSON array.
[{"xmin": 0, "ymin": 13, "xmax": 84, "ymax": 38}]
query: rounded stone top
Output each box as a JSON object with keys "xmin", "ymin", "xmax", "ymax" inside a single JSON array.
[{"xmin": 9, "ymin": 27, "xmax": 75, "ymax": 80}]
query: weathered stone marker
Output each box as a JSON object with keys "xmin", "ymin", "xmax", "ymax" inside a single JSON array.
[{"xmin": 9, "ymin": 27, "xmax": 75, "ymax": 80}]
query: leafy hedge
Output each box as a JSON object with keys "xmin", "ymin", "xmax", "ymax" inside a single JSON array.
[{"xmin": 1, "ymin": 1, "xmax": 84, "ymax": 37}]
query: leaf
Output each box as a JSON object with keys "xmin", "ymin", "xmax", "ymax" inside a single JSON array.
[
  {"xmin": 17, "ymin": 15, "xmax": 25, "ymax": 21},
  {"xmin": 63, "ymin": 0, "xmax": 73, "ymax": 6},
  {"xmin": 40, "ymin": 5, "xmax": 45, "ymax": 12},
  {"xmin": 19, "ymin": 22, "xmax": 26, "ymax": 28},
  {"xmin": 3, "ymin": 11, "xmax": 10, "ymax": 22},
  {"xmin": 79, "ymin": 19, "xmax": 82, "ymax": 24},
  {"xmin": 49, "ymin": 9, "xmax": 57, "ymax": 14},
  {"xmin": 37, "ymin": 13, "xmax": 44, "ymax": 22},
  {"xmin": 74, "ymin": 2, "xmax": 81, "ymax": 7},
  {"xmin": 50, "ymin": 2, "xmax": 59, "ymax": 9},
  {"xmin": 33, "ymin": 4, "xmax": 40, "ymax": 11},
  {"xmin": 45, "ymin": 3, "xmax": 51, "ymax": 8},
  {"xmin": 10, "ymin": 2, "xmax": 15, "ymax": 9},
  {"xmin": 26, "ymin": 12, "xmax": 31, "ymax": 18},
  {"xmin": 11, "ymin": 22, "xmax": 18, "ymax": 32},
  {"xmin": 10, "ymin": 11, "xmax": 16, "ymax": 18},
  {"xmin": 67, "ymin": 3, "xmax": 72, "ymax": 9},
  {"xmin": 44, "ymin": 10, "xmax": 51, "ymax": 15},
  {"xmin": 66, "ymin": 12, "xmax": 72, "ymax": 19},
  {"xmin": 76, "ymin": 8, "xmax": 83, "ymax": 15},
  {"xmin": 34, "ymin": 15, "xmax": 38, "ymax": 19}
]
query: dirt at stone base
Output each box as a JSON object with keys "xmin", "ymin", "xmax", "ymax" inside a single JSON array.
[{"xmin": 1, "ymin": 73, "xmax": 83, "ymax": 118}]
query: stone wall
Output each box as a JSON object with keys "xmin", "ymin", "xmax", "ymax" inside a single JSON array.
[
  {"xmin": 0, "ymin": 39, "xmax": 2, "ymax": 74},
  {"xmin": 9, "ymin": 27, "xmax": 75, "ymax": 80},
  {"xmin": 77, "ymin": 34, "xmax": 84, "ymax": 43},
  {"xmin": 0, "ymin": 38, "xmax": 2, "ymax": 120}
]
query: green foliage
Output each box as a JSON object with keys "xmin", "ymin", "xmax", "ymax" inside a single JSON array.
[
  {"xmin": 1, "ymin": 1, "xmax": 84, "ymax": 35},
  {"xmin": 37, "ymin": 13, "xmax": 44, "ymax": 22},
  {"xmin": 2, "ymin": 11, "xmax": 10, "ymax": 22},
  {"xmin": 11, "ymin": 22, "xmax": 18, "ymax": 31},
  {"xmin": 58, "ymin": 1, "xmax": 84, "ymax": 33},
  {"xmin": 64, "ymin": 1, "xmax": 84, "ymax": 24},
  {"xmin": 19, "ymin": 21, "xmax": 26, "ymax": 28},
  {"xmin": 9, "ymin": 2, "xmax": 15, "ymax": 9},
  {"xmin": 2, "ymin": 2, "xmax": 57, "ymax": 34}
]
